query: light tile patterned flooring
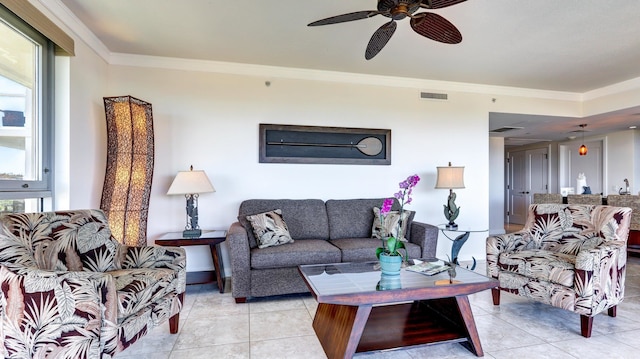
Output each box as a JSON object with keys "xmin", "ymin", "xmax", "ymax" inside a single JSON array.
[{"xmin": 115, "ymin": 256, "xmax": 640, "ymax": 359}]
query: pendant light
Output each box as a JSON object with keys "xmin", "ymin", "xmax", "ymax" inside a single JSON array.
[{"xmin": 579, "ymin": 124, "xmax": 588, "ymax": 156}]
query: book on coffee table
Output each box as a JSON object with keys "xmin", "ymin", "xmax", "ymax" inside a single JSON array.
[{"xmin": 405, "ymin": 260, "xmax": 450, "ymax": 276}]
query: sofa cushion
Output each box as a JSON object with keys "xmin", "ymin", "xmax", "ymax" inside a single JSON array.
[
  {"xmin": 246, "ymin": 209, "xmax": 294, "ymax": 249},
  {"xmin": 371, "ymin": 207, "xmax": 414, "ymax": 241},
  {"xmin": 498, "ymin": 249, "xmax": 577, "ymax": 287},
  {"xmin": 326, "ymin": 198, "xmax": 390, "ymax": 239},
  {"xmin": 329, "ymin": 238, "xmax": 422, "ymax": 262},
  {"xmin": 250, "ymin": 239, "xmax": 341, "ymax": 269},
  {"xmin": 238, "ymin": 199, "xmax": 329, "ymax": 248},
  {"xmin": 108, "ymin": 267, "xmax": 179, "ymax": 322}
]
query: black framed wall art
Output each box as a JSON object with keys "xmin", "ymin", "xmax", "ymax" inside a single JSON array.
[{"xmin": 259, "ymin": 124, "xmax": 391, "ymax": 165}]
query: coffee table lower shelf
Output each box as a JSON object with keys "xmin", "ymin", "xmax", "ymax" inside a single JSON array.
[{"xmin": 313, "ymin": 296, "xmax": 482, "ymax": 359}]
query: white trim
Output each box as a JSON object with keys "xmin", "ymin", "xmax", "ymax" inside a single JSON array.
[
  {"xmin": 582, "ymin": 76, "xmax": 640, "ymax": 101},
  {"xmin": 109, "ymin": 53, "xmax": 581, "ymax": 100}
]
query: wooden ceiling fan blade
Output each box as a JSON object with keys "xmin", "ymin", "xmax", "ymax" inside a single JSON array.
[
  {"xmin": 308, "ymin": 10, "xmax": 381, "ymax": 26},
  {"xmin": 420, "ymin": 0, "xmax": 468, "ymax": 9},
  {"xmin": 365, "ymin": 21, "xmax": 397, "ymax": 60},
  {"xmin": 410, "ymin": 12, "xmax": 462, "ymax": 44}
]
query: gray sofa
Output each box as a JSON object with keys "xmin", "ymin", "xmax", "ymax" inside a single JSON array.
[{"xmin": 227, "ymin": 198, "xmax": 438, "ymax": 302}]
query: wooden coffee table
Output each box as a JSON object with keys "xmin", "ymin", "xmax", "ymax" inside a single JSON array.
[{"xmin": 298, "ymin": 261, "xmax": 498, "ymax": 359}]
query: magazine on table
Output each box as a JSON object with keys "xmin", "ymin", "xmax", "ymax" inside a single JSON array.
[{"xmin": 405, "ymin": 259, "xmax": 450, "ymax": 276}]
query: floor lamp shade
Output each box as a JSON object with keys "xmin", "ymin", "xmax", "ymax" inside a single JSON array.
[{"xmin": 100, "ymin": 96, "xmax": 154, "ymax": 246}]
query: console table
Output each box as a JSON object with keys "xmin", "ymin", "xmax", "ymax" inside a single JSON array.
[
  {"xmin": 437, "ymin": 225, "xmax": 487, "ymax": 271},
  {"xmin": 155, "ymin": 230, "xmax": 226, "ymax": 293}
]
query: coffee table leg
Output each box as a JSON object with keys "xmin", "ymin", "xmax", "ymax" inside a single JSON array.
[
  {"xmin": 456, "ymin": 295, "xmax": 484, "ymax": 357},
  {"xmin": 313, "ymin": 303, "xmax": 372, "ymax": 359}
]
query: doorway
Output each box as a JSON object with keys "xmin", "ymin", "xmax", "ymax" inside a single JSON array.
[{"xmin": 506, "ymin": 148, "xmax": 549, "ymax": 225}]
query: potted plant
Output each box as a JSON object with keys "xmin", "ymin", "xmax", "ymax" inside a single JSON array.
[{"xmin": 376, "ymin": 174, "xmax": 420, "ymax": 275}]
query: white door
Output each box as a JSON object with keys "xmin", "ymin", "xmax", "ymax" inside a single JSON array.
[
  {"xmin": 529, "ymin": 148, "xmax": 549, "ymax": 196},
  {"xmin": 508, "ymin": 151, "xmax": 527, "ymax": 224},
  {"xmin": 507, "ymin": 148, "xmax": 549, "ymax": 224}
]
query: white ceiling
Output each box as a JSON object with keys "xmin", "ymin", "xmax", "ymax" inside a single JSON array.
[{"xmin": 58, "ymin": 0, "xmax": 640, "ymax": 146}]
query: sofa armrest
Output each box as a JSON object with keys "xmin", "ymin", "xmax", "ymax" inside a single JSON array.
[
  {"xmin": 486, "ymin": 231, "xmax": 532, "ymax": 278},
  {"xmin": 0, "ymin": 263, "xmax": 118, "ymax": 358},
  {"xmin": 227, "ymin": 221, "xmax": 251, "ymax": 299},
  {"xmin": 408, "ymin": 221, "xmax": 438, "ymax": 259},
  {"xmin": 574, "ymin": 240, "xmax": 627, "ymax": 315}
]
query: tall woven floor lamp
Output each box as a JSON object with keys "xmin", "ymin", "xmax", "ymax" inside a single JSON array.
[{"xmin": 100, "ymin": 95, "xmax": 154, "ymax": 246}]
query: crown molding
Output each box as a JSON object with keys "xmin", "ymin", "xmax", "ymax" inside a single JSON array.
[
  {"xmin": 582, "ymin": 76, "xmax": 640, "ymax": 101},
  {"xmin": 109, "ymin": 53, "xmax": 581, "ymax": 101}
]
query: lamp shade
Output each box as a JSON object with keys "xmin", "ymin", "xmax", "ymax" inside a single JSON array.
[
  {"xmin": 435, "ymin": 164, "xmax": 465, "ymax": 189},
  {"xmin": 167, "ymin": 167, "xmax": 215, "ymax": 195}
]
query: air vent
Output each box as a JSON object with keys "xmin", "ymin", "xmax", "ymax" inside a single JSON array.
[
  {"xmin": 490, "ymin": 126, "xmax": 524, "ymax": 133},
  {"xmin": 420, "ymin": 92, "xmax": 448, "ymax": 100}
]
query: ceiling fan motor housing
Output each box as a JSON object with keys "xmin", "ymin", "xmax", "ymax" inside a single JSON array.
[{"xmin": 378, "ymin": 0, "xmax": 422, "ymax": 20}]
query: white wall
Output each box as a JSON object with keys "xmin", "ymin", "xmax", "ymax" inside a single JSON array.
[
  {"xmin": 86, "ymin": 63, "xmax": 588, "ymax": 273},
  {"xmin": 67, "ymin": 37, "xmax": 109, "ymax": 209},
  {"xmin": 489, "ymin": 137, "xmax": 505, "ymax": 235},
  {"xmin": 604, "ymin": 130, "xmax": 637, "ymax": 194}
]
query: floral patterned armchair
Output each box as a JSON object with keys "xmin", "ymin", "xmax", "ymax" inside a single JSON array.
[
  {"xmin": 0, "ymin": 210, "xmax": 186, "ymax": 358},
  {"xmin": 487, "ymin": 204, "xmax": 631, "ymax": 337}
]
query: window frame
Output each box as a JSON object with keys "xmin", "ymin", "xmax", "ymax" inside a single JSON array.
[{"xmin": 0, "ymin": 5, "xmax": 54, "ymax": 207}]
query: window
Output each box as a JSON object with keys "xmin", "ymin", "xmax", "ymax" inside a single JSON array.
[{"xmin": 0, "ymin": 5, "xmax": 54, "ymax": 213}]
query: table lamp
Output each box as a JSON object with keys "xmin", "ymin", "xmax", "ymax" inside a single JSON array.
[
  {"xmin": 435, "ymin": 162, "xmax": 465, "ymax": 230},
  {"xmin": 167, "ymin": 165, "xmax": 215, "ymax": 238}
]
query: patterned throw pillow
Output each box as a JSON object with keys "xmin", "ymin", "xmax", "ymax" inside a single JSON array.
[
  {"xmin": 246, "ymin": 209, "xmax": 294, "ymax": 249},
  {"xmin": 372, "ymin": 207, "xmax": 411, "ymax": 241}
]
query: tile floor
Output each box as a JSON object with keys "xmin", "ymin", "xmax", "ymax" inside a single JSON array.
[{"xmin": 115, "ymin": 256, "xmax": 640, "ymax": 359}]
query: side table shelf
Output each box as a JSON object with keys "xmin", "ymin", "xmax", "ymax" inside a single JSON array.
[{"xmin": 155, "ymin": 230, "xmax": 227, "ymax": 293}]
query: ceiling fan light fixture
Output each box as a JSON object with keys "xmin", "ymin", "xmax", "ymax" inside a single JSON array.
[{"xmin": 307, "ymin": 0, "xmax": 467, "ymax": 59}]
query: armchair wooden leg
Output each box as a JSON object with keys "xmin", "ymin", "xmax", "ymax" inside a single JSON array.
[
  {"xmin": 169, "ymin": 313, "xmax": 180, "ymax": 334},
  {"xmin": 491, "ymin": 288, "xmax": 501, "ymax": 305},
  {"xmin": 608, "ymin": 306, "xmax": 617, "ymax": 317},
  {"xmin": 235, "ymin": 297, "xmax": 247, "ymax": 304},
  {"xmin": 580, "ymin": 315, "xmax": 593, "ymax": 338},
  {"xmin": 169, "ymin": 292, "xmax": 185, "ymax": 334}
]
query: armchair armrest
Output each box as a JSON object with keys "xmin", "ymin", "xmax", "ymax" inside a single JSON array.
[
  {"xmin": 574, "ymin": 240, "xmax": 627, "ymax": 315},
  {"xmin": 116, "ymin": 245, "xmax": 187, "ymax": 294},
  {"xmin": 486, "ymin": 230, "xmax": 532, "ymax": 278},
  {"xmin": 227, "ymin": 221, "xmax": 251, "ymax": 299},
  {"xmin": 408, "ymin": 221, "xmax": 438, "ymax": 259},
  {"xmin": 118, "ymin": 245, "xmax": 186, "ymax": 270},
  {"xmin": 0, "ymin": 263, "xmax": 118, "ymax": 358}
]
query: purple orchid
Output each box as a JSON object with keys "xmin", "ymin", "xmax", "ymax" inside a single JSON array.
[
  {"xmin": 377, "ymin": 174, "xmax": 421, "ymax": 260},
  {"xmin": 380, "ymin": 198, "xmax": 394, "ymax": 216}
]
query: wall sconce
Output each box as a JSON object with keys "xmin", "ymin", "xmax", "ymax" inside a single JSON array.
[
  {"xmin": 167, "ymin": 166, "xmax": 215, "ymax": 238},
  {"xmin": 101, "ymin": 96, "xmax": 154, "ymax": 246},
  {"xmin": 435, "ymin": 162, "xmax": 465, "ymax": 229},
  {"xmin": 579, "ymin": 124, "xmax": 588, "ymax": 156}
]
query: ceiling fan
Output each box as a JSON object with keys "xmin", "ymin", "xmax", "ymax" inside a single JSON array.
[{"xmin": 308, "ymin": 0, "xmax": 467, "ymax": 60}]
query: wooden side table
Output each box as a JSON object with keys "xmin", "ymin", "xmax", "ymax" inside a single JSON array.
[{"xmin": 155, "ymin": 230, "xmax": 227, "ymax": 293}]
